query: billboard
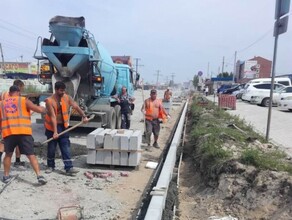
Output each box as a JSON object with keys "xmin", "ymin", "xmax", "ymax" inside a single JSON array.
[
  {"xmin": 0, "ymin": 62, "xmax": 37, "ymax": 74},
  {"xmin": 244, "ymin": 60, "xmax": 257, "ymax": 79}
]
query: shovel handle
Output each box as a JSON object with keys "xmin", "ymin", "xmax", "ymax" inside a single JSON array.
[{"xmin": 41, "ymin": 114, "xmax": 95, "ymax": 145}]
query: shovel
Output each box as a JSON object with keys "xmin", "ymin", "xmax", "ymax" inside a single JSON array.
[
  {"xmin": 140, "ymin": 81, "xmax": 148, "ymax": 143},
  {"xmin": 34, "ymin": 114, "xmax": 95, "ymax": 148}
]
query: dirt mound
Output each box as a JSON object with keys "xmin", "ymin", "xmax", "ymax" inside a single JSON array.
[{"xmin": 178, "ymin": 98, "xmax": 292, "ymax": 220}]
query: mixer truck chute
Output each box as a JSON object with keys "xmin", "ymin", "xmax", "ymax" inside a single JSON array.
[{"xmin": 34, "ymin": 16, "xmax": 134, "ymax": 129}]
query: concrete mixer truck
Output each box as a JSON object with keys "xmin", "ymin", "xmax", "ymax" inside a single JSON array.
[{"xmin": 34, "ymin": 16, "xmax": 137, "ymax": 129}]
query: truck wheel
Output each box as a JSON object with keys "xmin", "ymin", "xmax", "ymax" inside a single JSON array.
[
  {"xmin": 107, "ymin": 107, "xmax": 116, "ymax": 129},
  {"xmin": 114, "ymin": 105, "xmax": 121, "ymax": 129},
  {"xmin": 262, "ymin": 98, "xmax": 270, "ymax": 107}
]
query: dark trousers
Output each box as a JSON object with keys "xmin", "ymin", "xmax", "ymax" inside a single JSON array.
[
  {"xmin": 45, "ymin": 124, "xmax": 73, "ymax": 171},
  {"xmin": 121, "ymin": 113, "xmax": 131, "ymax": 129}
]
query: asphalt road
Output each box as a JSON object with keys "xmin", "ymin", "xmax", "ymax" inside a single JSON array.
[{"xmin": 207, "ymin": 95, "xmax": 292, "ymax": 157}]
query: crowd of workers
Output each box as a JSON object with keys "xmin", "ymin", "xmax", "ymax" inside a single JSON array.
[{"xmin": 0, "ymin": 80, "xmax": 171, "ymax": 184}]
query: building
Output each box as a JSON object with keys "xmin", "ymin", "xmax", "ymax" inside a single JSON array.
[{"xmin": 235, "ymin": 56, "xmax": 272, "ymax": 83}]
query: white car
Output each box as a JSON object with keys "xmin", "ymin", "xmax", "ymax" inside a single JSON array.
[
  {"xmin": 249, "ymin": 86, "xmax": 291, "ymax": 107},
  {"xmin": 278, "ymin": 96, "xmax": 292, "ymax": 111},
  {"xmin": 274, "ymin": 86, "xmax": 292, "ymax": 104},
  {"xmin": 242, "ymin": 83, "xmax": 285, "ymax": 103}
]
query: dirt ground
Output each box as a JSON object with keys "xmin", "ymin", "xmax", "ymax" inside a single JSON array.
[
  {"xmin": 0, "ymin": 89, "xmax": 184, "ymax": 220},
  {"xmin": 177, "ymin": 101, "xmax": 292, "ymax": 220}
]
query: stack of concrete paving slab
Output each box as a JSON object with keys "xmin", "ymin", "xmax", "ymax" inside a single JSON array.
[{"xmin": 86, "ymin": 128, "xmax": 142, "ymax": 167}]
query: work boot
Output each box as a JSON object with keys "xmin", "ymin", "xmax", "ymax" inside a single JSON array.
[
  {"xmin": 66, "ymin": 168, "xmax": 79, "ymax": 175},
  {"xmin": 45, "ymin": 167, "xmax": 54, "ymax": 174},
  {"xmin": 2, "ymin": 175, "xmax": 13, "ymax": 184},
  {"xmin": 37, "ymin": 175, "xmax": 47, "ymax": 185},
  {"xmin": 145, "ymin": 144, "xmax": 152, "ymax": 152},
  {"xmin": 153, "ymin": 142, "xmax": 160, "ymax": 149}
]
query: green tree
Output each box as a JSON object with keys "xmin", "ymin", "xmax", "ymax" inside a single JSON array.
[{"xmin": 193, "ymin": 75, "xmax": 199, "ymax": 88}]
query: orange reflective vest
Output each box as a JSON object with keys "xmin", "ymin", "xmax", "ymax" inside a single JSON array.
[
  {"xmin": 44, "ymin": 94, "xmax": 70, "ymax": 131},
  {"xmin": 0, "ymin": 96, "xmax": 32, "ymax": 138},
  {"xmin": 144, "ymin": 98, "xmax": 167, "ymax": 122}
]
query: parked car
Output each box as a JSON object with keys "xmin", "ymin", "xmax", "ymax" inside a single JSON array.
[
  {"xmin": 274, "ymin": 86, "xmax": 292, "ymax": 105},
  {"xmin": 278, "ymin": 96, "xmax": 292, "ymax": 111},
  {"xmin": 217, "ymin": 84, "xmax": 233, "ymax": 94},
  {"xmin": 241, "ymin": 82, "xmax": 285, "ymax": 103},
  {"xmin": 222, "ymin": 83, "xmax": 246, "ymax": 99}
]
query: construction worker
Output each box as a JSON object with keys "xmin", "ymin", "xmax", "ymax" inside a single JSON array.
[
  {"xmin": 163, "ymin": 87, "xmax": 172, "ymax": 102},
  {"xmin": 0, "ymin": 85, "xmax": 47, "ymax": 184},
  {"xmin": 0, "ymin": 79, "xmax": 26, "ymax": 167},
  {"xmin": 141, "ymin": 89, "xmax": 169, "ymax": 150},
  {"xmin": 44, "ymin": 81, "xmax": 89, "ymax": 175},
  {"xmin": 114, "ymin": 86, "xmax": 135, "ymax": 129}
]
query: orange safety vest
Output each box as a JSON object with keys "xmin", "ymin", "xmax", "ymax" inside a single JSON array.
[
  {"xmin": 145, "ymin": 98, "xmax": 167, "ymax": 121},
  {"xmin": 44, "ymin": 94, "xmax": 70, "ymax": 131},
  {"xmin": 0, "ymin": 96, "xmax": 32, "ymax": 138}
]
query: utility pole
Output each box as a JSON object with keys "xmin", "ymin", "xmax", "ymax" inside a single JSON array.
[
  {"xmin": 222, "ymin": 56, "xmax": 225, "ymax": 73},
  {"xmin": 233, "ymin": 51, "xmax": 237, "ymax": 82},
  {"xmin": 0, "ymin": 43, "xmax": 5, "ymax": 73},
  {"xmin": 207, "ymin": 62, "xmax": 210, "ymax": 78},
  {"xmin": 20, "ymin": 55, "xmax": 23, "ymax": 62},
  {"xmin": 133, "ymin": 58, "xmax": 143, "ymax": 88},
  {"xmin": 170, "ymin": 73, "xmax": 175, "ymax": 87},
  {"xmin": 154, "ymin": 70, "xmax": 161, "ymax": 88}
]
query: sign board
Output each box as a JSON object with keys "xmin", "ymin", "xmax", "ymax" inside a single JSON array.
[
  {"xmin": 244, "ymin": 60, "xmax": 257, "ymax": 79},
  {"xmin": 274, "ymin": 15, "xmax": 289, "ymax": 36},
  {"xmin": 275, "ymin": 0, "xmax": 290, "ymax": 19}
]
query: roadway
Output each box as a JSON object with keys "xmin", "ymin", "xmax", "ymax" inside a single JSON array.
[{"xmin": 207, "ymin": 94, "xmax": 292, "ymax": 157}]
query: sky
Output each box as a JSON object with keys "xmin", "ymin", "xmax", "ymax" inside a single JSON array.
[{"xmin": 1, "ymin": 0, "xmax": 292, "ymax": 84}]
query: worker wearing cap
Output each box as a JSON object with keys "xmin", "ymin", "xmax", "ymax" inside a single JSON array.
[
  {"xmin": 0, "ymin": 85, "xmax": 47, "ymax": 184},
  {"xmin": 141, "ymin": 89, "xmax": 168, "ymax": 150},
  {"xmin": 44, "ymin": 81, "xmax": 89, "ymax": 175}
]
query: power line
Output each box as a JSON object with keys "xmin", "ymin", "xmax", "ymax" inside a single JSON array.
[{"xmin": 237, "ymin": 28, "xmax": 273, "ymax": 53}]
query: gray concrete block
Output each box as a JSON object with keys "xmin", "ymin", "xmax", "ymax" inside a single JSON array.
[
  {"xmin": 112, "ymin": 152, "xmax": 120, "ymax": 165},
  {"xmin": 128, "ymin": 152, "xmax": 141, "ymax": 166},
  {"xmin": 103, "ymin": 151, "xmax": 112, "ymax": 165},
  {"xmin": 120, "ymin": 152, "xmax": 129, "ymax": 166},
  {"xmin": 87, "ymin": 149, "xmax": 96, "ymax": 164},
  {"xmin": 86, "ymin": 128, "xmax": 104, "ymax": 149},
  {"xmin": 120, "ymin": 130, "xmax": 134, "ymax": 151},
  {"xmin": 96, "ymin": 129, "xmax": 111, "ymax": 149},
  {"xmin": 112, "ymin": 135, "xmax": 121, "ymax": 150},
  {"xmin": 95, "ymin": 151, "xmax": 104, "ymax": 165},
  {"xmin": 104, "ymin": 130, "xmax": 117, "ymax": 150},
  {"xmin": 129, "ymin": 130, "xmax": 142, "ymax": 150}
]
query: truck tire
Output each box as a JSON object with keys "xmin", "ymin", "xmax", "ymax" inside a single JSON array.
[
  {"xmin": 107, "ymin": 107, "xmax": 116, "ymax": 129},
  {"xmin": 114, "ymin": 105, "xmax": 121, "ymax": 129}
]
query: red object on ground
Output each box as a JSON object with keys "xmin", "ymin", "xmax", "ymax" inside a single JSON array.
[
  {"xmin": 84, "ymin": 171, "xmax": 94, "ymax": 179},
  {"xmin": 120, "ymin": 172, "xmax": 129, "ymax": 177},
  {"xmin": 218, "ymin": 94, "xmax": 236, "ymax": 110}
]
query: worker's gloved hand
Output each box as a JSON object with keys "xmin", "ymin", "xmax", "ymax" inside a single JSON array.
[{"xmin": 167, "ymin": 115, "xmax": 171, "ymax": 119}]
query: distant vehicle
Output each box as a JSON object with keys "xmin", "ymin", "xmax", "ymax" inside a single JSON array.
[
  {"xmin": 274, "ymin": 86, "xmax": 292, "ymax": 105},
  {"xmin": 278, "ymin": 96, "xmax": 292, "ymax": 111},
  {"xmin": 222, "ymin": 84, "xmax": 245, "ymax": 98},
  {"xmin": 217, "ymin": 84, "xmax": 232, "ymax": 94},
  {"xmin": 247, "ymin": 77, "xmax": 291, "ymax": 86},
  {"xmin": 242, "ymin": 82, "xmax": 285, "ymax": 104}
]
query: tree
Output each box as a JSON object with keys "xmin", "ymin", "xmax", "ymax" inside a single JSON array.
[{"xmin": 193, "ymin": 75, "xmax": 199, "ymax": 89}]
